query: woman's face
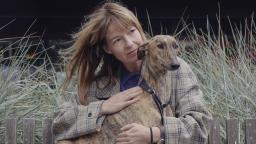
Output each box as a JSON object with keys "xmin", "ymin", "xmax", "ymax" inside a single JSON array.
[{"xmin": 105, "ymin": 21, "xmax": 144, "ymax": 71}]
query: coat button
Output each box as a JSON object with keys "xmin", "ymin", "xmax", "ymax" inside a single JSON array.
[{"xmin": 88, "ymin": 112, "xmax": 92, "ymax": 117}]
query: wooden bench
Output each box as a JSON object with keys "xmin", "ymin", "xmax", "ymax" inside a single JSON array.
[{"xmin": 2, "ymin": 118, "xmax": 256, "ymax": 144}]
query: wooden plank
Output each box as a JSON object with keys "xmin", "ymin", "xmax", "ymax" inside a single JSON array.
[
  {"xmin": 245, "ymin": 119, "xmax": 256, "ymax": 144},
  {"xmin": 226, "ymin": 118, "xmax": 239, "ymax": 144},
  {"xmin": 23, "ymin": 118, "xmax": 35, "ymax": 144},
  {"xmin": 208, "ymin": 118, "xmax": 221, "ymax": 144},
  {"xmin": 42, "ymin": 118, "xmax": 54, "ymax": 144},
  {"xmin": 6, "ymin": 118, "xmax": 16, "ymax": 144},
  {"xmin": 0, "ymin": 127, "xmax": 5, "ymax": 144}
]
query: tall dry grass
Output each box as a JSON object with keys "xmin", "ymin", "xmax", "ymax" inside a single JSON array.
[
  {"xmin": 178, "ymin": 17, "xmax": 256, "ymax": 119},
  {"xmin": 177, "ymin": 16, "xmax": 256, "ymax": 143},
  {"xmin": 0, "ymin": 32, "xmax": 74, "ymax": 142}
]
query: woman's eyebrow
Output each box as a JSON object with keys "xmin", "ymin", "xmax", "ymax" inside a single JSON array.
[{"xmin": 109, "ymin": 35, "xmax": 121, "ymax": 42}]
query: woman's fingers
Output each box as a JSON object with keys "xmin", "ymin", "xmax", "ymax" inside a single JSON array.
[
  {"xmin": 122, "ymin": 87, "xmax": 143, "ymax": 100},
  {"xmin": 116, "ymin": 129, "xmax": 133, "ymax": 143},
  {"xmin": 124, "ymin": 95, "xmax": 142, "ymax": 107},
  {"xmin": 116, "ymin": 136, "xmax": 130, "ymax": 142},
  {"xmin": 120, "ymin": 87, "xmax": 143, "ymax": 109},
  {"xmin": 120, "ymin": 123, "xmax": 134, "ymax": 131},
  {"xmin": 101, "ymin": 86, "xmax": 144, "ymax": 115}
]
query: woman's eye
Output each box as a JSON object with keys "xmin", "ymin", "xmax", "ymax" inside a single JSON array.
[
  {"xmin": 113, "ymin": 38, "xmax": 121, "ymax": 44},
  {"xmin": 129, "ymin": 28, "xmax": 136, "ymax": 33}
]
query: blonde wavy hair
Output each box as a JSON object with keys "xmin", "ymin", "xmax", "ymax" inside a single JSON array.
[{"xmin": 61, "ymin": 2, "xmax": 147, "ymax": 105}]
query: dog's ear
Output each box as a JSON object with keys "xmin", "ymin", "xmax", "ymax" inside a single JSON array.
[
  {"xmin": 171, "ymin": 42, "xmax": 179, "ymax": 49},
  {"xmin": 137, "ymin": 42, "xmax": 148, "ymax": 60},
  {"xmin": 137, "ymin": 48, "xmax": 145, "ymax": 60}
]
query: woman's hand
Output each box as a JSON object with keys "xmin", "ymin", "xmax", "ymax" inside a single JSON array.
[
  {"xmin": 116, "ymin": 123, "xmax": 161, "ymax": 144},
  {"xmin": 116, "ymin": 123, "xmax": 150, "ymax": 144},
  {"xmin": 100, "ymin": 86, "xmax": 143, "ymax": 115}
]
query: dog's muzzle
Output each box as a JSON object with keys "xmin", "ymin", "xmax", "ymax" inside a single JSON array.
[{"xmin": 167, "ymin": 58, "xmax": 180, "ymax": 70}]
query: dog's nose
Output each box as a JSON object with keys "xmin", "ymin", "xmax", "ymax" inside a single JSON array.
[
  {"xmin": 170, "ymin": 63, "xmax": 180, "ymax": 70},
  {"xmin": 169, "ymin": 58, "xmax": 180, "ymax": 70}
]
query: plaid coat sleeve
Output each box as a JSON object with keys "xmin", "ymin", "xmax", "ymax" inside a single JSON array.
[
  {"xmin": 164, "ymin": 58, "xmax": 212, "ymax": 144},
  {"xmin": 52, "ymin": 89, "xmax": 106, "ymax": 141}
]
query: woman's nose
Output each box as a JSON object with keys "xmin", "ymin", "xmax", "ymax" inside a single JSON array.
[{"xmin": 124, "ymin": 36, "xmax": 134, "ymax": 48}]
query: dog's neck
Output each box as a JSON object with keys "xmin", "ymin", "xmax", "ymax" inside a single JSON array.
[{"xmin": 139, "ymin": 60, "xmax": 167, "ymax": 95}]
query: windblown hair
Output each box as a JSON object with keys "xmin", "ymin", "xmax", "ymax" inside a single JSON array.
[{"xmin": 61, "ymin": 2, "xmax": 146, "ymax": 105}]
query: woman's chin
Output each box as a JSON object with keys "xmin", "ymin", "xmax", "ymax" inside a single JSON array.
[{"xmin": 127, "ymin": 56, "xmax": 139, "ymax": 63}]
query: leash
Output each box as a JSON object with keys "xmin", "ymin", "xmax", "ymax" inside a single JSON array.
[{"xmin": 139, "ymin": 80, "xmax": 166, "ymax": 125}]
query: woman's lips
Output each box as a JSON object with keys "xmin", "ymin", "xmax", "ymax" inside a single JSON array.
[{"xmin": 127, "ymin": 49, "xmax": 137, "ymax": 56}]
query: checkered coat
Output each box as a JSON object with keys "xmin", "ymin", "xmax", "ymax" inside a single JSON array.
[{"xmin": 52, "ymin": 57, "xmax": 212, "ymax": 144}]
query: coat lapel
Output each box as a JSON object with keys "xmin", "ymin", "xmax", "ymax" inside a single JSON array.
[{"xmin": 87, "ymin": 77, "xmax": 120, "ymax": 100}]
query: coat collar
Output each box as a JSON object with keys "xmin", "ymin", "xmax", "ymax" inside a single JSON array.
[{"xmin": 87, "ymin": 77, "xmax": 120, "ymax": 100}]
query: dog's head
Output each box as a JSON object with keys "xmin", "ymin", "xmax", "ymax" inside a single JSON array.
[{"xmin": 137, "ymin": 35, "xmax": 180, "ymax": 72}]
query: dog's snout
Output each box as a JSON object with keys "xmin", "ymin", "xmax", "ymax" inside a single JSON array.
[{"xmin": 169, "ymin": 58, "xmax": 180, "ymax": 70}]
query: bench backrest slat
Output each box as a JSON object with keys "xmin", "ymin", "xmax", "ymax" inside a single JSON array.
[
  {"xmin": 23, "ymin": 118, "xmax": 35, "ymax": 144},
  {"xmin": 208, "ymin": 119, "xmax": 221, "ymax": 144},
  {"xmin": 245, "ymin": 119, "xmax": 256, "ymax": 144},
  {"xmin": 42, "ymin": 118, "xmax": 54, "ymax": 144},
  {"xmin": 227, "ymin": 118, "xmax": 239, "ymax": 144},
  {"xmin": 6, "ymin": 118, "xmax": 16, "ymax": 144}
]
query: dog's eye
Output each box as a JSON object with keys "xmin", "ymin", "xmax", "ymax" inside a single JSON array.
[{"xmin": 157, "ymin": 43, "xmax": 164, "ymax": 49}]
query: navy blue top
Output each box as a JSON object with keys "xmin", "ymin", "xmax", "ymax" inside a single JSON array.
[{"xmin": 120, "ymin": 67, "xmax": 140, "ymax": 91}]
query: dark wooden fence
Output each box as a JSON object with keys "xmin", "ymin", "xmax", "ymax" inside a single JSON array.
[
  {"xmin": 4, "ymin": 118, "xmax": 54, "ymax": 144},
  {"xmin": 2, "ymin": 118, "xmax": 256, "ymax": 144},
  {"xmin": 209, "ymin": 118, "xmax": 256, "ymax": 144}
]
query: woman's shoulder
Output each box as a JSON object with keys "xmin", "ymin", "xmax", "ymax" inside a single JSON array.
[
  {"xmin": 87, "ymin": 76, "xmax": 120, "ymax": 100},
  {"xmin": 91, "ymin": 76, "xmax": 119, "ymax": 88}
]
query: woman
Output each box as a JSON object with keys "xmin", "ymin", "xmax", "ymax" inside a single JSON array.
[{"xmin": 52, "ymin": 2, "xmax": 212, "ymax": 144}]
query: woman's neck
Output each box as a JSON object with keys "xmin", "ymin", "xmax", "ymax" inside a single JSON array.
[{"xmin": 123, "ymin": 60, "xmax": 142, "ymax": 73}]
